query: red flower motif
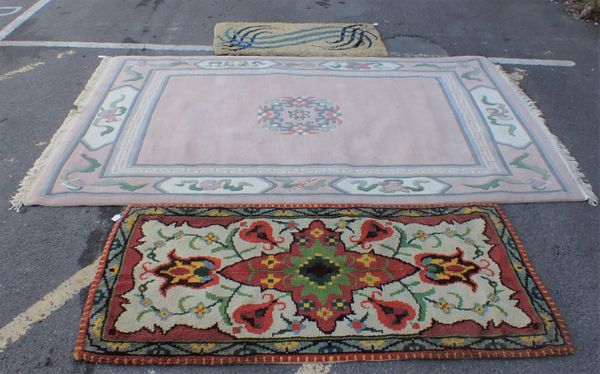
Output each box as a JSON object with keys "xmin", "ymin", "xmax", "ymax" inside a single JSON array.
[
  {"xmin": 239, "ymin": 220, "xmax": 284, "ymax": 250},
  {"xmin": 232, "ymin": 294, "xmax": 286, "ymax": 334},
  {"xmin": 362, "ymin": 291, "xmax": 416, "ymax": 331},
  {"xmin": 351, "ymin": 320, "xmax": 364, "ymax": 331},
  {"xmin": 350, "ymin": 220, "xmax": 394, "ymax": 249},
  {"xmin": 290, "ymin": 322, "xmax": 303, "ymax": 332}
]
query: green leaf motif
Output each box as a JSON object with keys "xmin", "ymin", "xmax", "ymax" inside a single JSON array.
[
  {"xmin": 510, "ymin": 153, "xmax": 550, "ymax": 180},
  {"xmin": 481, "ymin": 96, "xmax": 498, "ymax": 106},
  {"xmin": 205, "ymin": 292, "xmax": 231, "ymax": 325},
  {"xmin": 413, "ymin": 289, "xmax": 436, "ymax": 321},
  {"xmin": 414, "ymin": 63, "xmax": 457, "ymax": 70},
  {"xmin": 174, "ymin": 179, "xmax": 253, "ymax": 192},
  {"xmin": 395, "ymin": 227, "xmax": 422, "ymax": 250},
  {"xmin": 210, "ymin": 228, "xmax": 243, "ymax": 259},
  {"xmin": 60, "ymin": 153, "xmax": 101, "ymax": 183},
  {"xmin": 481, "ymin": 96, "xmax": 518, "ymax": 136},
  {"xmin": 178, "ymin": 295, "xmax": 194, "ymax": 313},
  {"xmin": 108, "ymin": 94, "xmax": 126, "ymax": 109},
  {"xmin": 149, "ymin": 61, "xmax": 189, "ymax": 68},
  {"xmin": 462, "ymin": 67, "xmax": 482, "ymax": 81},
  {"xmin": 92, "ymin": 179, "xmax": 148, "ymax": 191},
  {"xmin": 273, "ymin": 177, "xmax": 327, "ymax": 191},
  {"xmin": 489, "ymin": 118, "xmax": 518, "ymax": 136},
  {"xmin": 464, "ymin": 177, "xmax": 525, "ymax": 190},
  {"xmin": 351, "ymin": 180, "xmax": 379, "ymax": 192},
  {"xmin": 448, "ymin": 292, "xmax": 464, "ymax": 308},
  {"xmin": 351, "ymin": 179, "xmax": 429, "ymax": 193},
  {"xmin": 136, "ymin": 309, "xmax": 154, "ymax": 322},
  {"xmin": 489, "ymin": 304, "xmax": 508, "ymax": 317},
  {"xmin": 222, "ymin": 179, "xmax": 253, "ymax": 191},
  {"xmin": 123, "ymin": 65, "xmax": 143, "ymax": 82}
]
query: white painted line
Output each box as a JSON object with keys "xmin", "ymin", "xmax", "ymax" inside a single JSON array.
[
  {"xmin": 0, "ymin": 259, "xmax": 98, "ymax": 353},
  {"xmin": 296, "ymin": 363, "xmax": 332, "ymax": 374},
  {"xmin": 0, "ymin": 0, "xmax": 53, "ymax": 41},
  {"xmin": 0, "ymin": 40, "xmax": 215, "ymax": 52},
  {"xmin": 0, "ymin": 40, "xmax": 577, "ymax": 68},
  {"xmin": 0, "ymin": 40, "xmax": 578, "ymax": 68},
  {"xmin": 56, "ymin": 49, "xmax": 75, "ymax": 59},
  {"xmin": 0, "ymin": 6, "xmax": 23, "ymax": 17},
  {"xmin": 489, "ymin": 57, "xmax": 576, "ymax": 67}
]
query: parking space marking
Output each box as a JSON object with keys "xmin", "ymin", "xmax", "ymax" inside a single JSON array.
[
  {"xmin": 0, "ymin": 40, "xmax": 215, "ymax": 51},
  {"xmin": 0, "ymin": 258, "xmax": 99, "ymax": 353},
  {"xmin": 56, "ymin": 49, "xmax": 75, "ymax": 59},
  {"xmin": 0, "ymin": 40, "xmax": 578, "ymax": 67},
  {"xmin": 0, "ymin": 6, "xmax": 22, "ymax": 17},
  {"xmin": 0, "ymin": 3, "xmax": 576, "ymax": 360},
  {"xmin": 297, "ymin": 363, "xmax": 332, "ymax": 374},
  {"xmin": 489, "ymin": 57, "xmax": 576, "ymax": 67},
  {"xmin": 0, "ymin": 61, "xmax": 44, "ymax": 82},
  {"xmin": 0, "ymin": 257, "xmax": 335, "ymax": 370},
  {"xmin": 0, "ymin": 0, "xmax": 53, "ymax": 40}
]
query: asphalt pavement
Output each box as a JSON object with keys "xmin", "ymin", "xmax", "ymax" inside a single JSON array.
[{"xmin": 0, "ymin": 1, "xmax": 598, "ymax": 373}]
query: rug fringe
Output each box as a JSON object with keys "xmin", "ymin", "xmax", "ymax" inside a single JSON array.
[
  {"xmin": 493, "ymin": 63, "xmax": 598, "ymax": 207},
  {"xmin": 9, "ymin": 57, "xmax": 114, "ymax": 212}
]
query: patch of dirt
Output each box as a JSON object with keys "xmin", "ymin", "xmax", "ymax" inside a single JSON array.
[{"xmin": 566, "ymin": 0, "xmax": 600, "ymax": 22}]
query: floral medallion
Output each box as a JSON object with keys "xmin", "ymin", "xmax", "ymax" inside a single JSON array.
[
  {"xmin": 221, "ymin": 220, "xmax": 417, "ymax": 333},
  {"xmin": 257, "ymin": 96, "xmax": 343, "ymax": 135},
  {"xmin": 76, "ymin": 205, "xmax": 573, "ymax": 364}
]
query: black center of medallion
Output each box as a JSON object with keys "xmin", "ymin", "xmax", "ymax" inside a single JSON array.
[{"xmin": 299, "ymin": 256, "xmax": 339, "ymax": 285}]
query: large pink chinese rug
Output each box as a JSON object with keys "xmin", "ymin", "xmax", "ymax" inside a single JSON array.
[{"xmin": 13, "ymin": 56, "xmax": 596, "ymax": 209}]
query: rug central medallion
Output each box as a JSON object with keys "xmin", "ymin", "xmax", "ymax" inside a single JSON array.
[
  {"xmin": 221, "ymin": 220, "xmax": 417, "ymax": 333},
  {"xmin": 257, "ymin": 96, "xmax": 343, "ymax": 135}
]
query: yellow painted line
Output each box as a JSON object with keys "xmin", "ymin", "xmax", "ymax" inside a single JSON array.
[
  {"xmin": 0, "ymin": 61, "xmax": 44, "ymax": 82},
  {"xmin": 0, "ymin": 258, "xmax": 337, "ymax": 368},
  {"xmin": 0, "ymin": 259, "xmax": 99, "ymax": 353}
]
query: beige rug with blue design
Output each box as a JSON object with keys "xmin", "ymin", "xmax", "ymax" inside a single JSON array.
[
  {"xmin": 213, "ymin": 22, "xmax": 388, "ymax": 57},
  {"xmin": 12, "ymin": 56, "xmax": 596, "ymax": 208}
]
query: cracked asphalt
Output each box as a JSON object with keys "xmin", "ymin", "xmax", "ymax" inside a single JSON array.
[{"xmin": 0, "ymin": 0, "xmax": 598, "ymax": 373}]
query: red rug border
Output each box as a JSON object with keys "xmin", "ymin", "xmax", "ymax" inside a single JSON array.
[{"xmin": 73, "ymin": 203, "xmax": 574, "ymax": 365}]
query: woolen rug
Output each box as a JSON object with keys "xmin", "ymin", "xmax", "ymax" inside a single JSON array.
[
  {"xmin": 74, "ymin": 204, "xmax": 573, "ymax": 364},
  {"xmin": 13, "ymin": 56, "xmax": 596, "ymax": 209},
  {"xmin": 213, "ymin": 22, "xmax": 388, "ymax": 57}
]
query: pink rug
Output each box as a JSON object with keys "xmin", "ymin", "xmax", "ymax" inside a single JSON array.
[{"xmin": 12, "ymin": 56, "xmax": 596, "ymax": 208}]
